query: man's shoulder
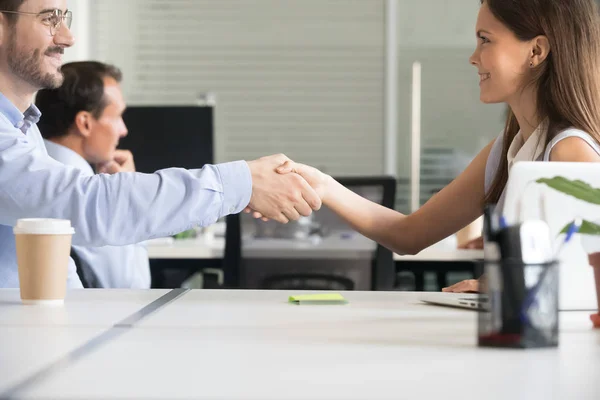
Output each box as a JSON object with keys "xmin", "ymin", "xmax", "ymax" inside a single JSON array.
[{"xmin": 43, "ymin": 140, "xmax": 95, "ymax": 175}]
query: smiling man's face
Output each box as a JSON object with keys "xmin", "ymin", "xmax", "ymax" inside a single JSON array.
[{"xmin": 3, "ymin": 0, "xmax": 74, "ymax": 90}]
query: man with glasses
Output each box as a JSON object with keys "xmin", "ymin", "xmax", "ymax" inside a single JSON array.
[
  {"xmin": 0, "ymin": 7, "xmax": 71, "ymax": 36},
  {"xmin": 0, "ymin": 0, "xmax": 322, "ymax": 288}
]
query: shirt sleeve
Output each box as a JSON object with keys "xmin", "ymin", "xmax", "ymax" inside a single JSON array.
[
  {"xmin": 66, "ymin": 257, "xmax": 83, "ymax": 288},
  {"xmin": 0, "ymin": 128, "xmax": 252, "ymax": 247}
]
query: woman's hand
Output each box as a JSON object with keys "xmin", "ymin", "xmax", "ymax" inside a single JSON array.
[
  {"xmin": 442, "ymin": 274, "xmax": 486, "ymax": 293},
  {"xmin": 591, "ymin": 313, "xmax": 600, "ymax": 328},
  {"xmin": 276, "ymin": 161, "xmax": 330, "ymax": 202},
  {"xmin": 442, "ymin": 279, "xmax": 479, "ymax": 293},
  {"xmin": 244, "ymin": 161, "xmax": 331, "ymax": 220}
]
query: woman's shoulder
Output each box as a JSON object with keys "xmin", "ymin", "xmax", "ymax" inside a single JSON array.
[
  {"xmin": 553, "ymin": 126, "xmax": 595, "ymax": 139},
  {"xmin": 545, "ymin": 127, "xmax": 600, "ymax": 162}
]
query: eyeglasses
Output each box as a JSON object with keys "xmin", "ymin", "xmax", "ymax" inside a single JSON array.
[{"xmin": 0, "ymin": 9, "xmax": 72, "ymax": 36}]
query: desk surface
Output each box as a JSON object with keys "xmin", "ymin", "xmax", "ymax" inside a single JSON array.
[
  {"xmin": 1, "ymin": 289, "xmax": 598, "ymax": 400},
  {"xmin": 0, "ymin": 290, "xmax": 171, "ymax": 395},
  {"xmin": 146, "ymin": 236, "xmax": 484, "ymax": 262}
]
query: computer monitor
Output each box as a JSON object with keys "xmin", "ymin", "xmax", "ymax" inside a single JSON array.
[{"xmin": 119, "ymin": 106, "xmax": 213, "ymax": 173}]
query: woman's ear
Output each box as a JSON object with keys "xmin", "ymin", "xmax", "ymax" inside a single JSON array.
[
  {"xmin": 531, "ymin": 35, "xmax": 551, "ymax": 66},
  {"xmin": 74, "ymin": 111, "xmax": 93, "ymax": 138}
]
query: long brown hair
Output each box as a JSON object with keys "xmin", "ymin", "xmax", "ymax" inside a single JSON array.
[{"xmin": 483, "ymin": 0, "xmax": 600, "ymax": 204}]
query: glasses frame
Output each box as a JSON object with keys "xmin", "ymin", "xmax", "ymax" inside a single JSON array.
[{"xmin": 0, "ymin": 9, "xmax": 72, "ymax": 36}]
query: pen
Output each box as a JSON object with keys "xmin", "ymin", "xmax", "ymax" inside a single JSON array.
[
  {"xmin": 520, "ymin": 218, "xmax": 582, "ymax": 323},
  {"xmin": 554, "ymin": 218, "xmax": 582, "ymax": 258},
  {"xmin": 499, "ymin": 215, "xmax": 508, "ymax": 229}
]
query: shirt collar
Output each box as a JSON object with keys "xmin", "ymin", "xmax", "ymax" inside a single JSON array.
[
  {"xmin": 43, "ymin": 139, "xmax": 96, "ymax": 177},
  {"xmin": 23, "ymin": 103, "xmax": 41, "ymax": 125},
  {"xmin": 507, "ymin": 120, "xmax": 547, "ymax": 170},
  {"xmin": 0, "ymin": 91, "xmax": 40, "ymax": 129}
]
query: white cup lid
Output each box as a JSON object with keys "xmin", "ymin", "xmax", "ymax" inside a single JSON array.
[{"xmin": 13, "ymin": 219, "xmax": 75, "ymax": 235}]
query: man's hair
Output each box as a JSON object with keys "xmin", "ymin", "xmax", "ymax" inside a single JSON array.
[
  {"xmin": 36, "ymin": 61, "xmax": 123, "ymax": 140},
  {"xmin": 0, "ymin": 0, "xmax": 25, "ymax": 23}
]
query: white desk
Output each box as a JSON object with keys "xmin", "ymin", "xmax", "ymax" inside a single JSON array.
[
  {"xmin": 2, "ymin": 289, "xmax": 598, "ymax": 399},
  {"xmin": 146, "ymin": 236, "xmax": 224, "ymax": 259},
  {"xmin": 146, "ymin": 236, "xmax": 483, "ymax": 262},
  {"xmin": 0, "ymin": 289, "xmax": 170, "ymax": 394},
  {"xmin": 395, "ymin": 248, "xmax": 483, "ymax": 261}
]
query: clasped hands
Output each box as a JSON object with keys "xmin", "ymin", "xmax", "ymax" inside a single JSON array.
[{"xmin": 245, "ymin": 154, "xmax": 329, "ymax": 223}]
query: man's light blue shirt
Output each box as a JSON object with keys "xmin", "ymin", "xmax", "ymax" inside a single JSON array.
[
  {"xmin": 44, "ymin": 139, "xmax": 151, "ymax": 289},
  {"xmin": 0, "ymin": 92, "xmax": 252, "ymax": 288}
]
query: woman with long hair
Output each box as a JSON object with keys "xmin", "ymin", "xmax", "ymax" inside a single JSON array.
[{"xmin": 267, "ymin": 0, "xmax": 600, "ymax": 293}]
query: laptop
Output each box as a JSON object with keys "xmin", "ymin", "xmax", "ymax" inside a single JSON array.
[
  {"xmin": 420, "ymin": 292, "xmax": 487, "ymax": 311},
  {"xmin": 421, "ymin": 162, "xmax": 600, "ymax": 311}
]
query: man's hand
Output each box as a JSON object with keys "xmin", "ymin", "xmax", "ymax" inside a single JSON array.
[
  {"xmin": 244, "ymin": 160, "xmax": 331, "ymax": 221},
  {"xmin": 246, "ymin": 154, "xmax": 322, "ymax": 224},
  {"xmin": 97, "ymin": 150, "xmax": 136, "ymax": 174}
]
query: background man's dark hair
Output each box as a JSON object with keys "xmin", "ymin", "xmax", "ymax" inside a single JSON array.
[
  {"xmin": 36, "ymin": 61, "xmax": 123, "ymax": 140},
  {"xmin": 0, "ymin": 0, "xmax": 26, "ymax": 23}
]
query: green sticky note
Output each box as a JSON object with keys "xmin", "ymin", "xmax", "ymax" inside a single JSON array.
[{"xmin": 288, "ymin": 293, "xmax": 347, "ymax": 305}]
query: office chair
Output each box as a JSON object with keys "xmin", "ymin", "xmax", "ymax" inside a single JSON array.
[
  {"xmin": 223, "ymin": 213, "xmax": 241, "ymax": 288},
  {"xmin": 337, "ymin": 177, "xmax": 396, "ymax": 291},
  {"xmin": 71, "ymin": 247, "xmax": 101, "ymax": 288}
]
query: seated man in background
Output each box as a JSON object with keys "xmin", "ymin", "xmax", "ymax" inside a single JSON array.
[{"xmin": 36, "ymin": 61, "xmax": 149, "ymax": 288}]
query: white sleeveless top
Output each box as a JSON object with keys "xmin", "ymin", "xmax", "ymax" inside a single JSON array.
[
  {"xmin": 485, "ymin": 126, "xmax": 600, "ymax": 209},
  {"xmin": 506, "ymin": 122, "xmax": 548, "ymax": 170}
]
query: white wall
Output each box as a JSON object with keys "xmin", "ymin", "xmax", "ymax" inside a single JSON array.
[
  {"xmin": 62, "ymin": 0, "xmax": 91, "ymax": 63},
  {"xmin": 394, "ymin": 0, "xmax": 505, "ymax": 209},
  {"xmin": 76, "ymin": 0, "xmax": 506, "ymax": 211},
  {"xmin": 90, "ymin": 0, "xmax": 387, "ymax": 176},
  {"xmin": 398, "ymin": 0, "xmax": 479, "ymax": 48}
]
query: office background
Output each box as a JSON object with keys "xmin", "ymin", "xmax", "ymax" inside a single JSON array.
[{"xmin": 64, "ymin": 0, "xmax": 506, "ymax": 213}]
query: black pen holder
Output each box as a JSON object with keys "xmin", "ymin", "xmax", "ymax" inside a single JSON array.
[{"xmin": 478, "ymin": 259, "xmax": 559, "ymax": 349}]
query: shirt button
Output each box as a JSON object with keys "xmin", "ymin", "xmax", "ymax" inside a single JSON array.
[{"xmin": 230, "ymin": 206, "xmax": 236, "ymax": 213}]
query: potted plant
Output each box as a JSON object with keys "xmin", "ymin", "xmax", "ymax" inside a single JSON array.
[{"xmin": 537, "ymin": 176, "xmax": 600, "ymax": 328}]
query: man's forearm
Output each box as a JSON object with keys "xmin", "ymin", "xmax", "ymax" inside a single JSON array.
[{"xmin": 0, "ymin": 134, "xmax": 252, "ymax": 246}]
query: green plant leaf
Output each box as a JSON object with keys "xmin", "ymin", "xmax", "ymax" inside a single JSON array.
[
  {"xmin": 536, "ymin": 177, "xmax": 600, "ymax": 205},
  {"xmin": 172, "ymin": 229, "xmax": 196, "ymax": 240},
  {"xmin": 559, "ymin": 219, "xmax": 600, "ymax": 235}
]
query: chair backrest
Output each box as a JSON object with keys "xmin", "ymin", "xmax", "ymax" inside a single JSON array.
[
  {"xmin": 223, "ymin": 213, "xmax": 241, "ymax": 288},
  {"xmin": 224, "ymin": 176, "xmax": 396, "ymax": 290},
  {"xmin": 337, "ymin": 177, "xmax": 396, "ymax": 290},
  {"xmin": 70, "ymin": 247, "xmax": 102, "ymax": 288}
]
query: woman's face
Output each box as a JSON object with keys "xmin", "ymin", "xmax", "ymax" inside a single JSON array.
[{"xmin": 469, "ymin": 2, "xmax": 533, "ymax": 104}]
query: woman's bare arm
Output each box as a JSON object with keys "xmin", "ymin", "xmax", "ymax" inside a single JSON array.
[{"xmin": 281, "ymin": 139, "xmax": 496, "ymax": 255}]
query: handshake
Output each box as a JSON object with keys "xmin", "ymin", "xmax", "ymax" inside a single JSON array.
[{"xmin": 245, "ymin": 154, "xmax": 330, "ymax": 224}]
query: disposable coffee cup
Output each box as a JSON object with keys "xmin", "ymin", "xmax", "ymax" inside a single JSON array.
[{"xmin": 14, "ymin": 219, "xmax": 75, "ymax": 305}]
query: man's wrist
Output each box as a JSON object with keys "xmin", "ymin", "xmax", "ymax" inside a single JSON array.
[{"xmin": 218, "ymin": 160, "xmax": 253, "ymax": 214}]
